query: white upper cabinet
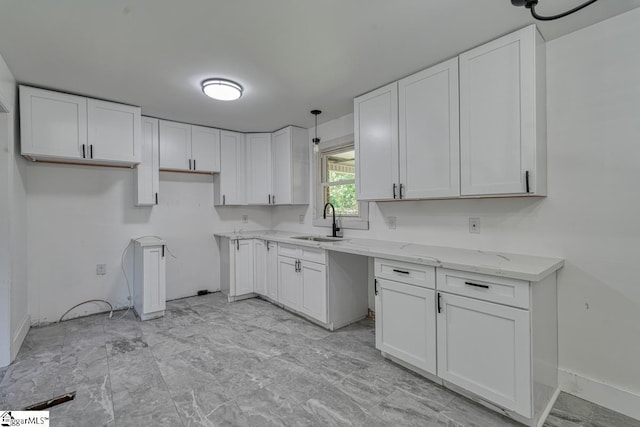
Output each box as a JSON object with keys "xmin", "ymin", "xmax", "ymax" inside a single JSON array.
[
  {"xmin": 191, "ymin": 125, "xmax": 221, "ymax": 173},
  {"xmin": 88, "ymin": 99, "xmax": 141, "ymax": 164},
  {"xmin": 159, "ymin": 120, "xmax": 191, "ymax": 170},
  {"xmin": 20, "ymin": 86, "xmax": 141, "ymax": 166},
  {"xmin": 246, "ymin": 133, "xmax": 273, "ymax": 205},
  {"xmin": 399, "ymin": 58, "xmax": 460, "ymax": 199},
  {"xmin": 355, "ymin": 25, "xmax": 546, "ymax": 201},
  {"xmin": 159, "ymin": 120, "xmax": 221, "ymax": 173},
  {"xmin": 136, "ymin": 117, "xmax": 160, "ymax": 206},
  {"xmin": 271, "ymin": 126, "xmax": 309, "ymax": 205},
  {"xmin": 214, "ymin": 130, "xmax": 245, "ymax": 205},
  {"xmin": 459, "ymin": 25, "xmax": 546, "ymax": 196},
  {"xmin": 354, "ymin": 82, "xmax": 399, "ymax": 201},
  {"xmin": 21, "ymin": 87, "xmax": 87, "ymax": 159}
]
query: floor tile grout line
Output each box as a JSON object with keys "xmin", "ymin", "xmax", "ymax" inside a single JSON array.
[{"xmin": 144, "ymin": 327, "xmax": 187, "ymax": 427}]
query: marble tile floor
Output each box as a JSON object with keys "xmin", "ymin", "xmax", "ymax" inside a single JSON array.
[{"xmin": 0, "ymin": 292, "xmax": 638, "ymax": 427}]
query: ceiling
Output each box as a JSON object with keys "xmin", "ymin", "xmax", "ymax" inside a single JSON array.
[{"xmin": 0, "ymin": 0, "xmax": 638, "ymax": 132}]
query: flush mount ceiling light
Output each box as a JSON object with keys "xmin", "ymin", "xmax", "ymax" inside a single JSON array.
[
  {"xmin": 201, "ymin": 79, "xmax": 243, "ymax": 101},
  {"xmin": 511, "ymin": 0, "xmax": 599, "ymax": 21}
]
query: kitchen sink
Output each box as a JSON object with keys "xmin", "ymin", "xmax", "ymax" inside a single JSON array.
[{"xmin": 290, "ymin": 235, "xmax": 344, "ymax": 242}]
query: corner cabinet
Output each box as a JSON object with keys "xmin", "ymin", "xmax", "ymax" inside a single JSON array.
[
  {"xmin": 271, "ymin": 126, "xmax": 309, "ymax": 205},
  {"xmin": 459, "ymin": 25, "xmax": 546, "ymax": 196},
  {"xmin": 246, "ymin": 133, "xmax": 273, "ymax": 205},
  {"xmin": 214, "ymin": 131, "xmax": 245, "ymax": 205},
  {"xmin": 20, "ymin": 86, "xmax": 141, "ymax": 167},
  {"xmin": 135, "ymin": 117, "xmax": 160, "ymax": 206}
]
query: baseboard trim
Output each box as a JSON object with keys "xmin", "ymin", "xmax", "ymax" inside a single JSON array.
[
  {"xmin": 559, "ymin": 369, "xmax": 640, "ymax": 421},
  {"xmin": 11, "ymin": 314, "xmax": 30, "ymax": 360}
]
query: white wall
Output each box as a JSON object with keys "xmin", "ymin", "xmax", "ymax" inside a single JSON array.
[
  {"xmin": 273, "ymin": 8, "xmax": 640, "ymax": 409},
  {"xmin": 27, "ymin": 166, "xmax": 272, "ymax": 324},
  {"xmin": 0, "ymin": 50, "xmax": 29, "ymax": 367}
]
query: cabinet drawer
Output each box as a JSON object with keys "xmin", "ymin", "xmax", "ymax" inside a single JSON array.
[
  {"xmin": 301, "ymin": 247, "xmax": 325, "ymax": 264},
  {"xmin": 278, "ymin": 243, "xmax": 299, "ymax": 258},
  {"xmin": 375, "ymin": 258, "xmax": 435, "ymax": 289},
  {"xmin": 437, "ymin": 269, "xmax": 530, "ymax": 309}
]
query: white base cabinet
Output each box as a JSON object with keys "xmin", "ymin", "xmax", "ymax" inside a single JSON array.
[
  {"xmin": 218, "ymin": 238, "xmax": 367, "ymax": 330},
  {"xmin": 375, "ymin": 278, "xmax": 436, "ymax": 375},
  {"xmin": 374, "ymin": 260, "xmax": 559, "ymax": 427},
  {"xmin": 133, "ymin": 237, "xmax": 166, "ymax": 321}
]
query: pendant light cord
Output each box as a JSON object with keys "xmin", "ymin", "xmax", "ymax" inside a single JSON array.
[{"xmin": 529, "ymin": 0, "xmax": 599, "ymax": 21}]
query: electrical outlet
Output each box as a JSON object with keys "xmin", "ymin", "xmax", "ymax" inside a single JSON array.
[
  {"xmin": 241, "ymin": 214, "xmax": 248, "ymax": 224},
  {"xmin": 96, "ymin": 264, "xmax": 107, "ymax": 275},
  {"xmin": 469, "ymin": 218, "xmax": 480, "ymax": 234},
  {"xmin": 387, "ymin": 216, "xmax": 397, "ymax": 230},
  {"xmin": 298, "ymin": 214, "xmax": 305, "ymax": 224}
]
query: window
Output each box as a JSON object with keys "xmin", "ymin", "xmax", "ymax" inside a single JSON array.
[
  {"xmin": 314, "ymin": 139, "xmax": 368, "ymax": 230},
  {"xmin": 320, "ymin": 146, "xmax": 358, "ymax": 216}
]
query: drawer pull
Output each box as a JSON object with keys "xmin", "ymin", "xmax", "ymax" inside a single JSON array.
[
  {"xmin": 465, "ymin": 281, "xmax": 489, "ymax": 289},
  {"xmin": 392, "ymin": 269, "xmax": 410, "ymax": 275}
]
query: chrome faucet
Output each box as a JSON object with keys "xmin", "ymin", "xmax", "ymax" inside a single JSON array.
[{"xmin": 323, "ymin": 202, "xmax": 342, "ymax": 238}]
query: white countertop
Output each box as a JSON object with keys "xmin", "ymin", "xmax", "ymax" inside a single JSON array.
[{"xmin": 214, "ymin": 230, "xmax": 564, "ymax": 282}]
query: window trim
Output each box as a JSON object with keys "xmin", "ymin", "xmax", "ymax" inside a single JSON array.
[{"xmin": 312, "ymin": 134, "xmax": 369, "ymax": 230}]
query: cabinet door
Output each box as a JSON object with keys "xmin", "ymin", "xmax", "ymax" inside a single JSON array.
[
  {"xmin": 459, "ymin": 26, "xmax": 536, "ymax": 196},
  {"xmin": 218, "ymin": 131, "xmax": 245, "ymax": 205},
  {"xmin": 354, "ymin": 82, "xmax": 399, "ymax": 201},
  {"xmin": 278, "ymin": 256, "xmax": 300, "ymax": 310},
  {"xmin": 136, "ymin": 117, "xmax": 160, "ymax": 206},
  {"xmin": 253, "ymin": 240, "xmax": 267, "ymax": 296},
  {"xmin": 88, "ymin": 99, "xmax": 141, "ymax": 163},
  {"xmin": 437, "ymin": 292, "xmax": 531, "ymax": 416},
  {"xmin": 399, "ymin": 59, "xmax": 460, "ymax": 199},
  {"xmin": 143, "ymin": 245, "xmax": 166, "ymax": 314},
  {"xmin": 246, "ymin": 133, "xmax": 273, "ymax": 205},
  {"xmin": 266, "ymin": 242, "xmax": 279, "ymax": 301},
  {"xmin": 271, "ymin": 127, "xmax": 292, "ymax": 205},
  {"xmin": 159, "ymin": 120, "xmax": 191, "ymax": 170},
  {"xmin": 376, "ymin": 279, "xmax": 436, "ymax": 374},
  {"xmin": 191, "ymin": 125, "xmax": 220, "ymax": 173},
  {"xmin": 20, "ymin": 86, "xmax": 87, "ymax": 159},
  {"xmin": 300, "ymin": 261, "xmax": 327, "ymax": 323},
  {"xmin": 234, "ymin": 240, "xmax": 254, "ymax": 296}
]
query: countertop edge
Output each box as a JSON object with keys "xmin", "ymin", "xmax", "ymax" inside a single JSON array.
[{"xmin": 214, "ymin": 231, "xmax": 564, "ymax": 282}]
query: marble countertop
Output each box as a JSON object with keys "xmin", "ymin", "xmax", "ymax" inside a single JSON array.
[{"xmin": 214, "ymin": 230, "xmax": 564, "ymax": 282}]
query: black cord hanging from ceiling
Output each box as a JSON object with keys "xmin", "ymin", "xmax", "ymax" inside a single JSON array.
[{"xmin": 511, "ymin": 0, "xmax": 600, "ymax": 21}]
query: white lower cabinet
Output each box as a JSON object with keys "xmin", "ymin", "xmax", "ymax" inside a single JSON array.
[
  {"xmin": 374, "ymin": 260, "xmax": 558, "ymax": 427},
  {"xmin": 437, "ymin": 292, "xmax": 531, "ymax": 416},
  {"xmin": 265, "ymin": 241, "xmax": 279, "ymax": 302},
  {"xmin": 299, "ymin": 260, "xmax": 327, "ymax": 323},
  {"xmin": 277, "ymin": 255, "xmax": 300, "ymax": 310},
  {"xmin": 132, "ymin": 237, "xmax": 166, "ymax": 321},
  {"xmin": 375, "ymin": 278, "xmax": 436, "ymax": 375},
  {"xmin": 253, "ymin": 239, "xmax": 267, "ymax": 296},
  {"xmin": 225, "ymin": 239, "xmax": 254, "ymax": 299}
]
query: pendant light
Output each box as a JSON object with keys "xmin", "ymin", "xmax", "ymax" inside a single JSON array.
[
  {"xmin": 311, "ymin": 110, "xmax": 322, "ymax": 154},
  {"xmin": 511, "ymin": 0, "xmax": 599, "ymax": 21}
]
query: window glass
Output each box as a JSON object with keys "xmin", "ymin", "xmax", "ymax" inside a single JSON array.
[{"xmin": 321, "ymin": 148, "xmax": 358, "ymax": 217}]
